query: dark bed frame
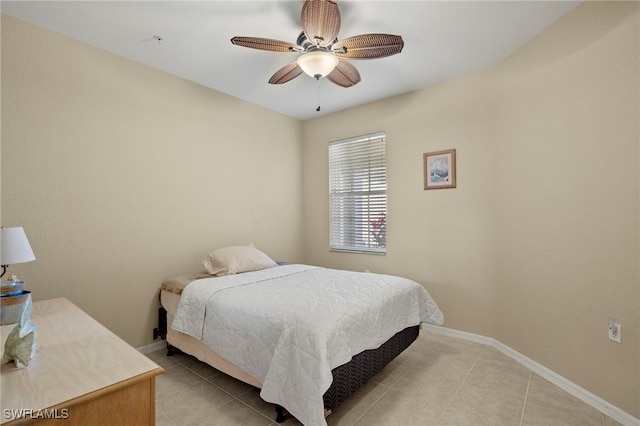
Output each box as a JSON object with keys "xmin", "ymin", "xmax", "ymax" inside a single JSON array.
[{"xmin": 156, "ymin": 307, "xmax": 419, "ymax": 423}]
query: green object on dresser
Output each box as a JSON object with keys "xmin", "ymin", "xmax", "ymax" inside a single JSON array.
[{"xmin": 2, "ymin": 292, "xmax": 37, "ymax": 368}]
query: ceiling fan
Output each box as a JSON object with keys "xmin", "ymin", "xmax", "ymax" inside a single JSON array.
[{"xmin": 230, "ymin": 0, "xmax": 404, "ymax": 88}]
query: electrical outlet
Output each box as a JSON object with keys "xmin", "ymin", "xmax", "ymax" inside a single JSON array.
[{"xmin": 608, "ymin": 317, "xmax": 621, "ymax": 343}]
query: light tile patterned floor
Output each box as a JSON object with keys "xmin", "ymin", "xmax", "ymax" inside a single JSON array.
[{"xmin": 148, "ymin": 331, "xmax": 622, "ymax": 426}]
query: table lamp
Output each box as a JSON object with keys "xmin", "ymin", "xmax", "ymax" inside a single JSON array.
[
  {"xmin": 1, "ymin": 226, "xmax": 36, "ymax": 279},
  {"xmin": 1, "ymin": 227, "xmax": 38, "ymax": 357}
]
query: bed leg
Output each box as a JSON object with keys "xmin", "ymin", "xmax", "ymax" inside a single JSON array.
[
  {"xmin": 156, "ymin": 307, "xmax": 167, "ymax": 340},
  {"xmin": 166, "ymin": 343, "xmax": 175, "ymax": 356},
  {"xmin": 275, "ymin": 405, "xmax": 286, "ymax": 423}
]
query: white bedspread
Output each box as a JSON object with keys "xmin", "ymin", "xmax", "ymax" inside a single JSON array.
[{"xmin": 172, "ymin": 264, "xmax": 443, "ymax": 426}]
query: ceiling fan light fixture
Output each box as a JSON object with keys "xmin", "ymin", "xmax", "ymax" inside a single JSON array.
[{"xmin": 297, "ymin": 51, "xmax": 338, "ymax": 79}]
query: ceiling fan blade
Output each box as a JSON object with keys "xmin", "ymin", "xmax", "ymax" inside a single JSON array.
[
  {"xmin": 231, "ymin": 36, "xmax": 300, "ymax": 53},
  {"xmin": 332, "ymin": 34, "xmax": 404, "ymax": 59},
  {"xmin": 301, "ymin": 0, "xmax": 341, "ymax": 47},
  {"xmin": 327, "ymin": 59, "xmax": 361, "ymax": 88},
  {"xmin": 269, "ymin": 62, "xmax": 304, "ymax": 84}
]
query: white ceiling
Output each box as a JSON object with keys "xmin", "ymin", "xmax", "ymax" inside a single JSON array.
[{"xmin": 2, "ymin": 1, "xmax": 580, "ymax": 121}]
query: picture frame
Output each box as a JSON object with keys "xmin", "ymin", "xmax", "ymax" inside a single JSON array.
[{"xmin": 423, "ymin": 149, "xmax": 456, "ymax": 190}]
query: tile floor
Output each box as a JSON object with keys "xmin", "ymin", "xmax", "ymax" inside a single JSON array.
[{"xmin": 148, "ymin": 331, "xmax": 622, "ymax": 426}]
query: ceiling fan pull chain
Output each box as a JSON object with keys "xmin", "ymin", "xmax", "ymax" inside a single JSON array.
[{"xmin": 316, "ymin": 79, "xmax": 321, "ymax": 112}]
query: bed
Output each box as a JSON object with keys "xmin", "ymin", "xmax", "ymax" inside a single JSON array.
[{"xmin": 158, "ymin": 245, "xmax": 444, "ymax": 426}]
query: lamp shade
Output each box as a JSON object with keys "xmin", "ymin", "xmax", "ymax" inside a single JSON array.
[
  {"xmin": 1, "ymin": 227, "xmax": 36, "ymax": 266},
  {"xmin": 297, "ymin": 51, "xmax": 339, "ymax": 79}
]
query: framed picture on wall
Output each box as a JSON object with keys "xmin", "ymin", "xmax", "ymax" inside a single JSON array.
[{"xmin": 424, "ymin": 149, "xmax": 456, "ymax": 190}]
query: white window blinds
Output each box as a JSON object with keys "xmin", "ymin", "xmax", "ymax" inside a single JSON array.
[{"xmin": 329, "ymin": 132, "xmax": 386, "ymax": 254}]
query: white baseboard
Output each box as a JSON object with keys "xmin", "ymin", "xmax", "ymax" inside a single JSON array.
[
  {"xmin": 422, "ymin": 324, "xmax": 640, "ymax": 426},
  {"xmin": 137, "ymin": 340, "xmax": 166, "ymax": 355}
]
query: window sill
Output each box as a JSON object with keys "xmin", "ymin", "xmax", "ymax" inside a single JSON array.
[{"xmin": 330, "ymin": 248, "xmax": 386, "ymax": 255}]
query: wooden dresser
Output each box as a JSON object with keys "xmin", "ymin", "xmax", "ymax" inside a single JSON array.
[{"xmin": 0, "ymin": 298, "xmax": 164, "ymax": 425}]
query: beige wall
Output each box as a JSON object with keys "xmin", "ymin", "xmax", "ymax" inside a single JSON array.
[
  {"xmin": 1, "ymin": 15, "xmax": 303, "ymax": 347},
  {"xmin": 2, "ymin": 0, "xmax": 639, "ymax": 419},
  {"xmin": 492, "ymin": 1, "xmax": 639, "ymax": 416},
  {"xmin": 302, "ymin": 1, "xmax": 639, "ymax": 418},
  {"xmin": 302, "ymin": 72, "xmax": 497, "ymax": 336},
  {"xmin": 0, "ymin": 13, "xmax": 2, "ymax": 241}
]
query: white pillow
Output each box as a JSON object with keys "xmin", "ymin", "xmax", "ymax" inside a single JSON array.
[{"xmin": 202, "ymin": 244, "xmax": 277, "ymax": 276}]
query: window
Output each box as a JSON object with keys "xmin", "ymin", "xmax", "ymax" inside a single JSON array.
[{"xmin": 329, "ymin": 132, "xmax": 386, "ymax": 254}]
